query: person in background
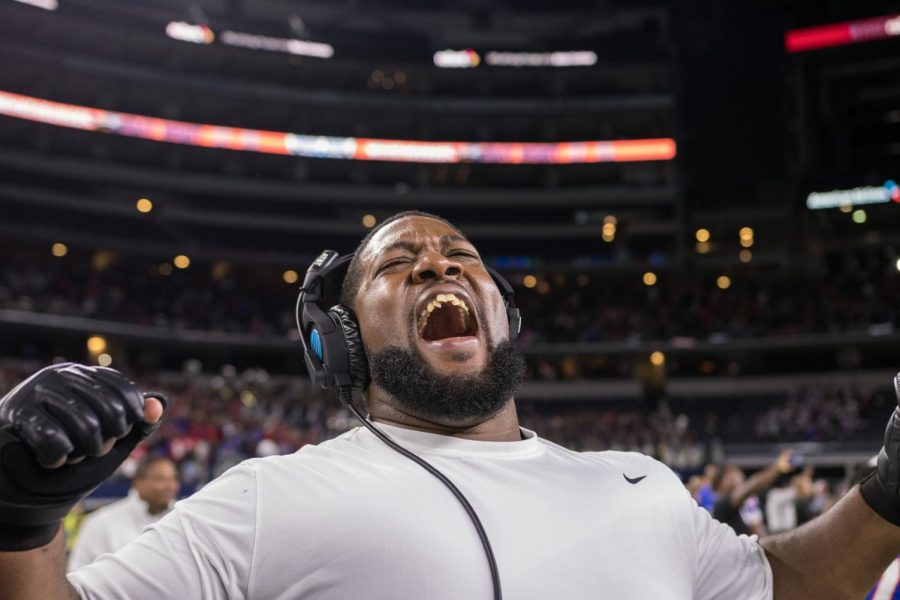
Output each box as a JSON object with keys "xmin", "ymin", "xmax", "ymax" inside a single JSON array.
[
  {"xmin": 765, "ymin": 465, "xmax": 815, "ymax": 535},
  {"xmin": 687, "ymin": 463, "xmax": 719, "ymax": 512},
  {"xmin": 67, "ymin": 456, "xmax": 179, "ymax": 571},
  {"xmin": 712, "ymin": 449, "xmax": 795, "ymax": 536}
]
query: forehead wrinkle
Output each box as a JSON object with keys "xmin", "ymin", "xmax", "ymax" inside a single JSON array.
[{"xmin": 359, "ymin": 218, "xmax": 469, "ymax": 278}]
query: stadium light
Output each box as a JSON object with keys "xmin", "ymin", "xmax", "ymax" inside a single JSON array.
[
  {"xmin": 602, "ymin": 223, "xmax": 616, "ymax": 242},
  {"xmin": 97, "ymin": 353, "xmax": 113, "ymax": 367},
  {"xmin": 650, "ymin": 351, "xmax": 665, "ymax": 366},
  {"xmin": 86, "ymin": 336, "xmax": 107, "ymax": 354},
  {"xmin": 523, "ymin": 275, "xmax": 537, "ymax": 289},
  {"xmin": 852, "ymin": 209, "xmax": 867, "ymax": 224},
  {"xmin": 643, "ymin": 272, "xmax": 657, "ymax": 286},
  {"xmin": 695, "ymin": 228, "xmax": 710, "ymax": 243},
  {"xmin": 362, "ymin": 214, "xmax": 377, "ymax": 228},
  {"xmin": 174, "ymin": 255, "xmax": 191, "ymax": 269},
  {"xmin": 739, "ymin": 250, "xmax": 753, "ymax": 263},
  {"xmin": 166, "ymin": 22, "xmax": 215, "ymax": 45},
  {"xmin": 717, "ymin": 275, "xmax": 732, "ymax": 290},
  {"xmin": 484, "ymin": 51, "xmax": 597, "ymax": 68},
  {"xmin": 136, "ymin": 198, "xmax": 153, "ymax": 213},
  {"xmin": 283, "ymin": 270, "xmax": 299, "ymax": 284},
  {"xmin": 219, "ymin": 30, "xmax": 333, "ymax": 59},
  {"xmin": 51, "ymin": 242, "xmax": 67, "ymax": 257},
  {"xmin": 433, "ymin": 49, "xmax": 480, "ymax": 68},
  {"xmin": 13, "ymin": 0, "xmax": 57, "ymax": 10}
]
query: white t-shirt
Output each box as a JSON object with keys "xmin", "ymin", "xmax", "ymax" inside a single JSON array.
[
  {"xmin": 67, "ymin": 489, "xmax": 170, "ymax": 572},
  {"xmin": 765, "ymin": 487, "xmax": 797, "ymax": 534},
  {"xmin": 68, "ymin": 424, "xmax": 773, "ymax": 599}
]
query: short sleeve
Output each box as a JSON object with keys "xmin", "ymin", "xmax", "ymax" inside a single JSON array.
[
  {"xmin": 67, "ymin": 461, "xmax": 260, "ymax": 600},
  {"xmin": 692, "ymin": 495, "xmax": 774, "ymax": 600}
]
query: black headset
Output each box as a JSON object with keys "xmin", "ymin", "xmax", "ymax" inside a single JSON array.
[{"xmin": 295, "ymin": 249, "xmax": 522, "ymax": 600}]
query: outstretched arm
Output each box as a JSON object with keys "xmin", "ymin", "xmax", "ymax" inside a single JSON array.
[
  {"xmin": 762, "ymin": 486, "xmax": 900, "ymax": 599},
  {"xmin": 728, "ymin": 450, "xmax": 794, "ymax": 508}
]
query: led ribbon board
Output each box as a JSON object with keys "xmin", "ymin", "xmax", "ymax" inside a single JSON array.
[
  {"xmin": 786, "ymin": 13, "xmax": 900, "ymax": 53},
  {"xmin": 0, "ymin": 90, "xmax": 677, "ymax": 164},
  {"xmin": 806, "ymin": 181, "xmax": 900, "ymax": 210}
]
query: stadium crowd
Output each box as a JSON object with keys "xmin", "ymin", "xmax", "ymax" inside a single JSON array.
[
  {"xmin": 2, "ymin": 246, "xmax": 898, "ymax": 345},
  {"xmin": 0, "ymin": 361, "xmax": 889, "ymax": 489}
]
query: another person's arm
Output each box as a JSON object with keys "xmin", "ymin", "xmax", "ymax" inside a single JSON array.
[{"xmin": 727, "ymin": 450, "xmax": 794, "ymax": 509}]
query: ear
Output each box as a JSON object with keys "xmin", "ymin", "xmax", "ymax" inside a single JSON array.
[{"xmin": 329, "ymin": 304, "xmax": 370, "ymax": 390}]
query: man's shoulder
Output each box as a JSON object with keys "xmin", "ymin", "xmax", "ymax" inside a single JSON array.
[
  {"xmin": 539, "ymin": 439, "xmax": 660, "ymax": 470},
  {"xmin": 229, "ymin": 428, "xmax": 372, "ymax": 476}
]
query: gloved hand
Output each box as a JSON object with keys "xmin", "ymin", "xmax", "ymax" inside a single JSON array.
[
  {"xmin": 0, "ymin": 363, "xmax": 166, "ymax": 551},
  {"xmin": 861, "ymin": 373, "xmax": 900, "ymax": 526}
]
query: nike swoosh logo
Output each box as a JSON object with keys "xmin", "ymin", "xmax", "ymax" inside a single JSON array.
[{"xmin": 623, "ymin": 474, "xmax": 647, "ymax": 485}]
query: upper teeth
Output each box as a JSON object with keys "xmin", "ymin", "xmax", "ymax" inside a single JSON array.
[{"xmin": 417, "ymin": 292, "xmax": 470, "ymax": 333}]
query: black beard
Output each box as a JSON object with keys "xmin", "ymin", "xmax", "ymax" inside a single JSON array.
[{"xmin": 369, "ymin": 340, "xmax": 526, "ymax": 424}]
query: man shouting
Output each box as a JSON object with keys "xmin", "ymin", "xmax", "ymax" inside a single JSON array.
[{"xmin": 2, "ymin": 211, "xmax": 900, "ymax": 599}]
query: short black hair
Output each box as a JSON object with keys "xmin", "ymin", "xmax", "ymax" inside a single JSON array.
[
  {"xmin": 338, "ymin": 210, "xmax": 461, "ymax": 309},
  {"xmin": 133, "ymin": 456, "xmax": 175, "ymax": 480}
]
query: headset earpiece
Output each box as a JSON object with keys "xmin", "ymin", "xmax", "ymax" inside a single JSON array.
[
  {"xmin": 328, "ymin": 304, "xmax": 369, "ymax": 390},
  {"xmin": 485, "ymin": 266, "xmax": 522, "ymax": 340}
]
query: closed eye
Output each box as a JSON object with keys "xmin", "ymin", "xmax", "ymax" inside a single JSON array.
[{"xmin": 376, "ymin": 258, "xmax": 412, "ymax": 274}]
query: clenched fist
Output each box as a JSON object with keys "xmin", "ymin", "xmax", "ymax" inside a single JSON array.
[
  {"xmin": 861, "ymin": 373, "xmax": 900, "ymax": 526},
  {"xmin": 0, "ymin": 363, "xmax": 166, "ymax": 551}
]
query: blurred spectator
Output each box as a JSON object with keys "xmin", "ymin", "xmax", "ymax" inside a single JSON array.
[
  {"xmin": 2, "ymin": 243, "xmax": 898, "ymax": 349},
  {"xmin": 765, "ymin": 466, "xmax": 815, "ymax": 534},
  {"xmin": 712, "ymin": 450, "xmax": 795, "ymax": 537},
  {"xmin": 687, "ymin": 464, "xmax": 719, "ymax": 512},
  {"xmin": 67, "ymin": 457, "xmax": 180, "ymax": 571}
]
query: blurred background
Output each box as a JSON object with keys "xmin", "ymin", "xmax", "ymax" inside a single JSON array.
[{"xmin": 1, "ymin": 0, "xmax": 899, "ymax": 539}]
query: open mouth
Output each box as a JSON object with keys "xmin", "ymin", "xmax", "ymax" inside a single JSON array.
[{"xmin": 416, "ymin": 292, "xmax": 478, "ymax": 342}]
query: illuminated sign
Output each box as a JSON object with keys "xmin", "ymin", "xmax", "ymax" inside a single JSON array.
[
  {"xmin": 433, "ymin": 49, "xmax": 481, "ymax": 68},
  {"xmin": 786, "ymin": 13, "xmax": 900, "ymax": 53},
  {"xmin": 806, "ymin": 180, "xmax": 900, "ymax": 209},
  {"xmin": 434, "ymin": 49, "xmax": 596, "ymax": 68},
  {"xmin": 0, "ymin": 90, "xmax": 677, "ymax": 165},
  {"xmin": 165, "ymin": 22, "xmax": 215, "ymax": 45},
  {"xmin": 219, "ymin": 31, "xmax": 333, "ymax": 58},
  {"xmin": 484, "ymin": 51, "xmax": 597, "ymax": 67}
]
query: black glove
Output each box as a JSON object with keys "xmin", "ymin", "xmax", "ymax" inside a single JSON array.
[
  {"xmin": 861, "ymin": 373, "xmax": 900, "ymax": 526},
  {"xmin": 0, "ymin": 363, "xmax": 166, "ymax": 551}
]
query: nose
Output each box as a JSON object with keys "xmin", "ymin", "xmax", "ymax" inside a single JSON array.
[{"xmin": 412, "ymin": 251, "xmax": 463, "ymax": 284}]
